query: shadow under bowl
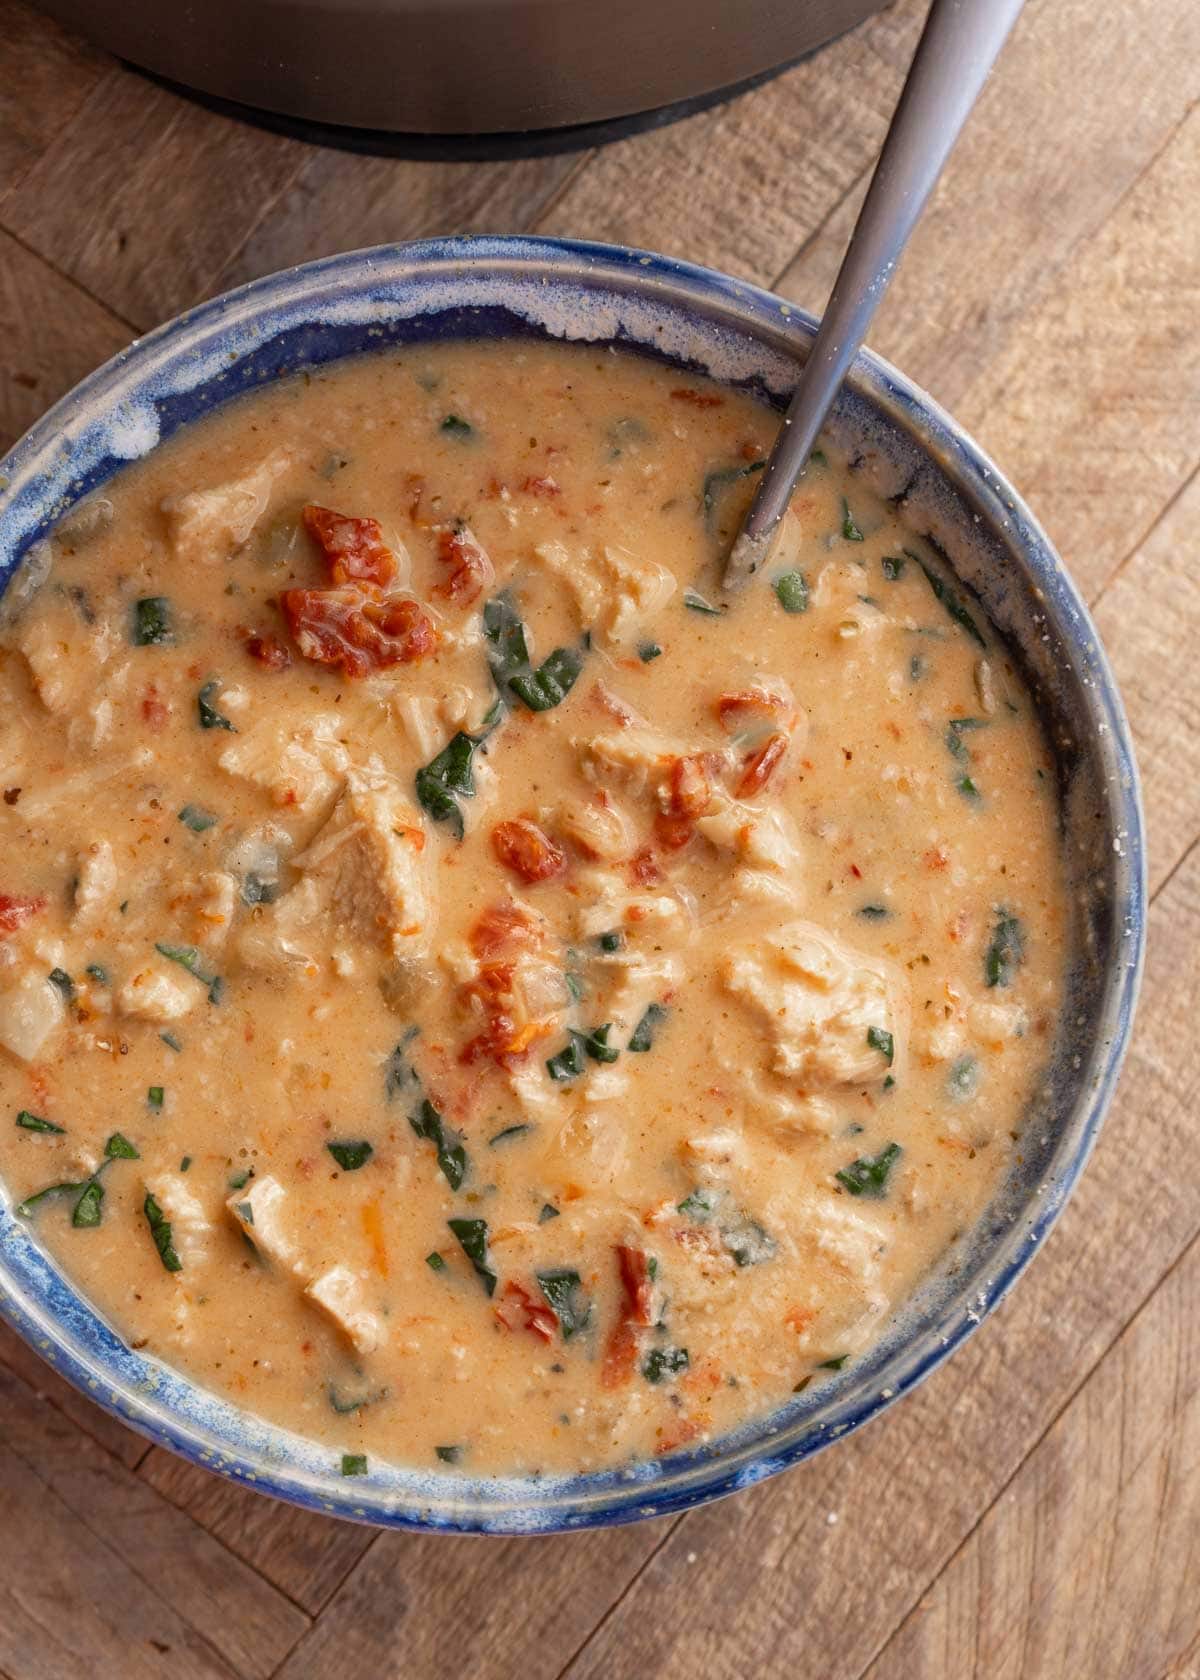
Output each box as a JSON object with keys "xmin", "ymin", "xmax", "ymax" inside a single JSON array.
[{"xmin": 0, "ymin": 236, "xmax": 1146, "ymax": 1533}]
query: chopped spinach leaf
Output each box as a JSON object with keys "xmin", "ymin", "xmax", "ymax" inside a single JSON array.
[
  {"xmin": 819, "ymin": 1354, "xmax": 849, "ymax": 1371},
  {"xmin": 985, "ymin": 909, "xmax": 1025, "ymax": 989},
  {"xmin": 154, "ymin": 942, "xmax": 221, "ymax": 1003},
  {"xmin": 147, "ymin": 1085, "xmax": 164, "ymax": 1110},
  {"xmin": 104, "ymin": 1132, "xmax": 139, "ymax": 1159},
  {"xmin": 773, "ymin": 570, "xmax": 809, "ymax": 614},
  {"xmin": 241, "ymin": 872, "xmax": 279, "ymax": 906},
  {"xmin": 957, "ymin": 773, "xmax": 981, "ymax": 802},
  {"xmin": 628, "ymin": 1003, "xmax": 668, "ymax": 1053},
  {"xmin": 841, "ymin": 498, "xmax": 864, "ymax": 542},
  {"xmin": 881, "ymin": 554, "xmax": 907, "ymax": 580},
  {"xmin": 414, "ymin": 731, "xmax": 478, "ymax": 839},
  {"xmin": 582, "ymin": 1023, "xmax": 619, "ymax": 1064},
  {"xmin": 132, "ymin": 596, "xmax": 172, "ymax": 645},
  {"xmin": 683, "ymin": 587, "xmax": 724, "ymax": 616},
  {"xmin": 835, "ymin": 1141, "xmax": 902, "ymax": 1198},
  {"xmin": 597, "ymin": 929, "xmax": 624, "ymax": 953},
  {"xmin": 866, "ymin": 1026, "xmax": 895, "ymax": 1065},
  {"xmin": 440, "ymin": 414, "xmax": 473, "ymax": 437},
  {"xmin": 809, "ymin": 448, "xmax": 827, "ymax": 467},
  {"xmin": 911, "ymin": 551, "xmax": 986, "ymax": 648},
  {"xmin": 565, "ymin": 970, "xmax": 585, "ymax": 1003},
  {"xmin": 327, "ymin": 1140, "xmax": 374, "ymax": 1172},
  {"xmin": 701, "ymin": 459, "xmax": 765, "ymax": 530},
  {"xmin": 17, "ymin": 1180, "xmax": 85, "ymax": 1218},
  {"xmin": 228, "ymin": 1169, "xmax": 251, "ymax": 1190},
  {"xmin": 721, "ymin": 1214, "xmax": 777, "ymax": 1268},
  {"xmin": 143, "ymin": 1191, "xmax": 182, "ymax": 1270},
  {"xmin": 72, "ymin": 1179, "xmax": 105, "ymax": 1227},
  {"xmin": 197, "ymin": 679, "xmax": 236, "ymax": 732},
  {"xmin": 425, "ymin": 1251, "xmax": 447, "ymax": 1272},
  {"xmin": 678, "ymin": 1186, "xmax": 718, "ymax": 1220},
  {"xmin": 638, "ymin": 641, "xmax": 662, "ymax": 662},
  {"xmin": 177, "ymin": 804, "xmax": 218, "ymax": 833},
  {"xmin": 234, "ymin": 1199, "xmax": 253, "ymax": 1225},
  {"xmin": 16, "ymin": 1110, "xmax": 64, "ymax": 1134},
  {"xmin": 384, "ymin": 1026, "xmax": 421, "ymax": 1102},
  {"xmin": 85, "ymin": 963, "xmax": 109, "ymax": 984},
  {"xmin": 409, "ymin": 1098, "xmax": 467, "ymax": 1190},
  {"xmin": 329, "ymin": 1384, "xmax": 387, "ymax": 1415},
  {"xmin": 489, "ymin": 1123, "xmax": 533, "ymax": 1147},
  {"xmin": 340, "ymin": 1453, "xmax": 368, "ymax": 1476},
  {"xmin": 160, "ymin": 1030, "xmax": 182, "ymax": 1052},
  {"xmin": 538, "ymin": 1202, "xmax": 560, "ymax": 1223},
  {"xmin": 47, "ymin": 967, "xmax": 74, "ymax": 1000},
  {"xmin": 448, "ymin": 1217, "xmax": 496, "ymax": 1296},
  {"xmin": 546, "ymin": 1030, "xmax": 587, "ymax": 1082},
  {"xmin": 180, "ymin": 1156, "xmax": 192, "ymax": 1172},
  {"xmin": 536, "ymin": 1268, "xmax": 591, "ymax": 1339},
  {"xmin": 856, "ymin": 903, "xmax": 890, "ymax": 921},
  {"xmin": 435, "ymin": 1444, "xmax": 463, "ymax": 1464},
  {"xmin": 483, "ymin": 593, "xmax": 584, "ymax": 713},
  {"xmin": 643, "ymin": 1346, "xmax": 689, "ymax": 1384},
  {"xmin": 948, "ymin": 1055, "xmax": 980, "ymax": 1100}
]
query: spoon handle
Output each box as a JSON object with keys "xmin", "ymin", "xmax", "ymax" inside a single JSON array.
[{"xmin": 725, "ymin": 0, "xmax": 1025, "ymax": 588}]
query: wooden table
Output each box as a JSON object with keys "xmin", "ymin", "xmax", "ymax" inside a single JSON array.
[{"xmin": 1, "ymin": 0, "xmax": 1198, "ymax": 1674}]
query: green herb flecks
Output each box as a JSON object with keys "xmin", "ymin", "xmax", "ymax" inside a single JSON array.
[
  {"xmin": 582, "ymin": 1023, "xmax": 619, "ymax": 1064},
  {"xmin": 154, "ymin": 941, "xmax": 223, "ymax": 1003},
  {"xmin": 327, "ymin": 1140, "xmax": 373, "ymax": 1172},
  {"xmin": 856, "ymin": 903, "xmax": 891, "ymax": 921},
  {"xmin": 384, "ymin": 1025, "xmax": 421, "ymax": 1103},
  {"xmin": 329, "ymin": 1384, "xmax": 387, "ymax": 1415},
  {"xmin": 177, "ymin": 804, "xmax": 218, "ymax": 833},
  {"xmin": 425, "ymin": 1251, "xmax": 447, "ymax": 1272},
  {"xmin": 911, "ymin": 550, "xmax": 986, "ymax": 648},
  {"xmin": 483, "ymin": 593, "xmax": 584, "ymax": 713},
  {"xmin": 72, "ymin": 1179, "xmax": 104, "ymax": 1227},
  {"xmin": 682, "ymin": 587, "xmax": 724, "ymax": 616},
  {"xmin": 241, "ymin": 872, "xmax": 279, "ymax": 906},
  {"xmin": 340, "ymin": 1453, "xmax": 368, "ymax": 1476},
  {"xmin": 773, "ymin": 570, "xmax": 809, "ymax": 614},
  {"xmin": 435, "ymin": 1444, "xmax": 463, "ymax": 1464},
  {"xmin": 546, "ymin": 1030, "xmax": 586, "ymax": 1082},
  {"xmin": 643, "ymin": 1346, "xmax": 689, "ymax": 1383},
  {"xmin": 197, "ymin": 679, "xmax": 236, "ymax": 732},
  {"xmin": 47, "ymin": 967, "xmax": 74, "ymax": 1001},
  {"xmin": 866, "ymin": 1026, "xmax": 894, "ymax": 1065},
  {"xmin": 538, "ymin": 1202, "xmax": 560, "ymax": 1223},
  {"xmin": 180, "ymin": 1156, "xmax": 192, "ymax": 1172},
  {"xmin": 678, "ymin": 1186, "xmax": 718, "ymax": 1220},
  {"xmin": 881, "ymin": 554, "xmax": 907, "ymax": 581},
  {"xmin": 143, "ymin": 1191, "xmax": 182, "ymax": 1270},
  {"xmin": 948, "ymin": 1055, "xmax": 980, "ymax": 1100},
  {"xmin": 841, "ymin": 498, "xmax": 864, "ymax": 542},
  {"xmin": 536, "ymin": 1268, "xmax": 592, "ymax": 1339},
  {"xmin": 819, "ymin": 1354, "xmax": 849, "ymax": 1372},
  {"xmin": 597, "ymin": 929, "xmax": 624, "ymax": 953},
  {"xmin": 440, "ymin": 414, "xmax": 473, "ymax": 438},
  {"xmin": 985, "ymin": 909, "xmax": 1025, "ymax": 989},
  {"xmin": 160, "ymin": 1030, "xmax": 182, "ymax": 1053},
  {"xmin": 638, "ymin": 641, "xmax": 662, "ymax": 663},
  {"xmin": 85, "ymin": 963, "xmax": 109, "ymax": 984},
  {"xmin": 132, "ymin": 596, "xmax": 172, "ymax": 645},
  {"xmin": 410, "ymin": 1098, "xmax": 467, "ymax": 1191},
  {"xmin": 16, "ymin": 1110, "xmax": 65, "ymax": 1134},
  {"xmin": 628, "ymin": 1003, "xmax": 668, "ymax": 1053},
  {"xmin": 489, "ymin": 1123, "xmax": 533, "ymax": 1147},
  {"xmin": 448, "ymin": 1217, "xmax": 496, "ymax": 1296},
  {"xmin": 721, "ymin": 1213, "xmax": 777, "ymax": 1268},
  {"xmin": 835, "ymin": 1141, "xmax": 902, "ymax": 1198},
  {"xmin": 147, "ymin": 1085, "xmax": 164, "ymax": 1111},
  {"xmin": 104, "ymin": 1132, "xmax": 139, "ymax": 1159}
]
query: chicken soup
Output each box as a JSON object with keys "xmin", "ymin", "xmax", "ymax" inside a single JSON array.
[{"xmin": 0, "ymin": 341, "xmax": 1067, "ymax": 1476}]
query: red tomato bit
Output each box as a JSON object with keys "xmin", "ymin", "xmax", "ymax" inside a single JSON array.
[
  {"xmin": 735, "ymin": 732, "xmax": 789, "ymax": 799},
  {"xmin": 433, "ymin": 524, "xmax": 495, "ymax": 607},
  {"xmin": 243, "ymin": 630, "xmax": 292, "ymax": 671},
  {"xmin": 281, "ymin": 587, "xmax": 437, "ymax": 678},
  {"xmin": 495, "ymin": 1279, "xmax": 557, "ymax": 1342},
  {"xmin": 491, "ymin": 819, "xmax": 566, "ymax": 884},
  {"xmin": 670, "ymin": 388, "xmax": 724, "ymax": 409},
  {"xmin": 0, "ymin": 894, "xmax": 45, "ymax": 937},
  {"xmin": 602, "ymin": 1244, "xmax": 657, "ymax": 1389},
  {"xmin": 302, "ymin": 503, "xmax": 397, "ymax": 588}
]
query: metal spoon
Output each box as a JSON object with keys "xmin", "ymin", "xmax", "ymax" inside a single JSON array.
[{"xmin": 724, "ymin": 0, "xmax": 1025, "ymax": 590}]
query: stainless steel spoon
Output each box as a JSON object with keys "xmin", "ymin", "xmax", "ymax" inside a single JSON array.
[{"xmin": 724, "ymin": 0, "xmax": 1025, "ymax": 590}]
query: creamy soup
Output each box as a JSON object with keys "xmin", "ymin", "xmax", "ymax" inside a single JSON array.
[{"xmin": 0, "ymin": 341, "xmax": 1066, "ymax": 1478}]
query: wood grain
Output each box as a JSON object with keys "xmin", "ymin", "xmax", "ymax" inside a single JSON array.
[
  {"xmin": 0, "ymin": 228, "xmax": 129, "ymax": 451},
  {"xmin": 0, "ymin": 1316, "xmax": 148, "ymax": 1470},
  {"xmin": 5, "ymin": 69, "xmax": 305, "ymax": 329},
  {"xmin": 0, "ymin": 1359, "xmax": 308, "ymax": 1678},
  {"xmin": 0, "ymin": 0, "xmax": 108, "ymax": 202}
]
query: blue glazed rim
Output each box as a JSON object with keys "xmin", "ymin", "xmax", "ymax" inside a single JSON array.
[{"xmin": 0, "ymin": 237, "xmax": 1145, "ymax": 1533}]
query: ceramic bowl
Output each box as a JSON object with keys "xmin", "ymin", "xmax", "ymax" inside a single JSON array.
[{"xmin": 0, "ymin": 237, "xmax": 1145, "ymax": 1532}]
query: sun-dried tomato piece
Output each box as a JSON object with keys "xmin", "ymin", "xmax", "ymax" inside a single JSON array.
[
  {"xmin": 0, "ymin": 894, "xmax": 45, "ymax": 937},
  {"xmin": 468, "ymin": 902, "xmax": 542, "ymax": 960},
  {"xmin": 495, "ymin": 1279, "xmax": 557, "ymax": 1341},
  {"xmin": 715, "ymin": 688, "xmax": 792, "ymax": 731},
  {"xmin": 629, "ymin": 847, "xmax": 662, "ymax": 887},
  {"xmin": 491, "ymin": 819, "xmax": 566, "ymax": 884},
  {"xmin": 602, "ymin": 1244, "xmax": 658, "ymax": 1389},
  {"xmin": 433, "ymin": 523, "xmax": 494, "ymax": 607},
  {"xmin": 281, "ymin": 586, "xmax": 437, "ymax": 678},
  {"xmin": 670, "ymin": 388, "xmax": 724, "ymax": 409},
  {"xmin": 735, "ymin": 731, "xmax": 789, "ymax": 798},
  {"xmin": 140, "ymin": 683, "xmax": 169, "ymax": 728},
  {"xmin": 302, "ymin": 504, "xmax": 397, "ymax": 588},
  {"xmin": 664, "ymin": 755, "xmax": 712, "ymax": 820},
  {"xmin": 243, "ymin": 630, "xmax": 292, "ymax": 671}
]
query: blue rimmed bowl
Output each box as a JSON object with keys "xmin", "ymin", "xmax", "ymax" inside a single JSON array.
[{"xmin": 0, "ymin": 236, "xmax": 1145, "ymax": 1532}]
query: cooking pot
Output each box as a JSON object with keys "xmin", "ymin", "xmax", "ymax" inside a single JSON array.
[{"xmin": 34, "ymin": 0, "xmax": 889, "ymax": 147}]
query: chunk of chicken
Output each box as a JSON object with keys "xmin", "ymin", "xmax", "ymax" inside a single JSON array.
[
  {"xmin": 162, "ymin": 448, "xmax": 293, "ymax": 566},
  {"xmin": 306, "ymin": 1265, "xmax": 382, "ymax": 1356},
  {"xmin": 218, "ymin": 711, "xmax": 349, "ymax": 819},
  {"xmin": 239, "ymin": 768, "xmax": 434, "ymax": 973},
  {"xmin": 722, "ymin": 922, "xmax": 903, "ymax": 1087},
  {"xmin": 534, "ymin": 540, "xmax": 675, "ymax": 648},
  {"xmin": 0, "ymin": 970, "xmax": 65, "ymax": 1061},
  {"xmin": 554, "ymin": 793, "xmax": 635, "ymax": 862},
  {"xmin": 73, "ymin": 841, "xmax": 118, "ymax": 928},
  {"xmin": 152, "ymin": 1173, "xmax": 214, "ymax": 1267},
  {"xmin": 115, "ymin": 961, "xmax": 200, "ymax": 1024},
  {"xmin": 225, "ymin": 1175, "xmax": 305, "ymax": 1276},
  {"xmin": 18, "ymin": 596, "xmax": 121, "ymax": 717}
]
